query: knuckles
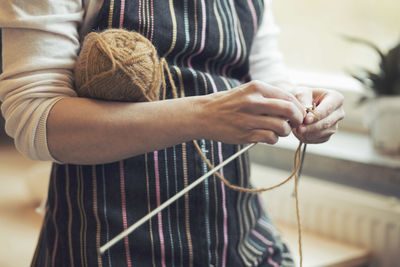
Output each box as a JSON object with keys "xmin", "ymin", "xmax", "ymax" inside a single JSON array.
[
  {"xmin": 240, "ymin": 94, "xmax": 257, "ymax": 108},
  {"xmin": 246, "ymin": 80, "xmax": 265, "ymax": 92}
]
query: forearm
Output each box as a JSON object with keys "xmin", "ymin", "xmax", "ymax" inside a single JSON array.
[
  {"xmin": 47, "ymin": 80, "xmax": 308, "ymax": 165},
  {"xmin": 47, "ymin": 96, "xmax": 205, "ymax": 165}
]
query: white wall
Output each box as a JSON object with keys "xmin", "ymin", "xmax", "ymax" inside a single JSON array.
[{"xmin": 272, "ymin": 0, "xmax": 400, "ymax": 74}]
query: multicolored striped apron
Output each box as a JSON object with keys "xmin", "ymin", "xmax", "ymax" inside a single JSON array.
[{"xmin": 31, "ymin": 0, "xmax": 294, "ymax": 266}]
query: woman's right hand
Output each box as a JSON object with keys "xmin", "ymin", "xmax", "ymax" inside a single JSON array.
[{"xmin": 198, "ymin": 80, "xmax": 306, "ymax": 145}]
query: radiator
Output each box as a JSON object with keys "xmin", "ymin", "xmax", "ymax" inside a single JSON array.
[{"xmin": 251, "ymin": 163, "xmax": 400, "ymax": 267}]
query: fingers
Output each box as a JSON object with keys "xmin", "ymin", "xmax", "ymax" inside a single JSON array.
[
  {"xmin": 293, "ymin": 130, "xmax": 332, "ymax": 144},
  {"xmin": 294, "ymin": 124, "xmax": 336, "ymax": 143},
  {"xmin": 244, "ymin": 115, "xmax": 292, "ymax": 137},
  {"xmin": 292, "ymin": 89, "xmax": 345, "ymax": 144},
  {"xmin": 295, "ymin": 108, "xmax": 345, "ymax": 143},
  {"xmin": 305, "ymin": 89, "xmax": 344, "ymax": 124},
  {"xmin": 254, "ymin": 81, "xmax": 307, "ymax": 117},
  {"xmin": 203, "ymin": 81, "xmax": 340, "ymax": 146},
  {"xmin": 246, "ymin": 129, "xmax": 279, "ymax": 145},
  {"xmin": 239, "ymin": 81, "xmax": 307, "ymax": 127},
  {"xmin": 246, "ymin": 98, "xmax": 305, "ymax": 127}
]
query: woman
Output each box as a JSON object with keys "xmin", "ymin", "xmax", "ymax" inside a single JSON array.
[{"xmin": 0, "ymin": 0, "xmax": 344, "ymax": 266}]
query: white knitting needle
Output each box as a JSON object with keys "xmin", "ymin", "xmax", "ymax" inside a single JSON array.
[{"xmin": 100, "ymin": 142, "xmax": 257, "ymax": 254}]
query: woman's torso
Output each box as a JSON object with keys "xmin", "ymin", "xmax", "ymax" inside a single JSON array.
[{"xmin": 32, "ymin": 1, "xmax": 294, "ymax": 266}]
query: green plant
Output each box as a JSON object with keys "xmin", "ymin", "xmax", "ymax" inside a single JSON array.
[{"xmin": 344, "ymin": 36, "xmax": 400, "ymax": 101}]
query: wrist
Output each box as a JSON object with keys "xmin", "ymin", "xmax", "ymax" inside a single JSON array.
[{"xmin": 187, "ymin": 94, "xmax": 212, "ymax": 141}]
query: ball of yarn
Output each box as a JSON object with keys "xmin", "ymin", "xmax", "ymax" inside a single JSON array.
[{"xmin": 74, "ymin": 29, "xmax": 161, "ymax": 102}]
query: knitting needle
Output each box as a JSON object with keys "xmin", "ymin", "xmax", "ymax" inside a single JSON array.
[{"xmin": 100, "ymin": 142, "xmax": 257, "ymax": 254}]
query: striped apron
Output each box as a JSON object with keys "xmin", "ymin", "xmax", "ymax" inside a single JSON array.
[{"xmin": 31, "ymin": 0, "xmax": 294, "ymax": 266}]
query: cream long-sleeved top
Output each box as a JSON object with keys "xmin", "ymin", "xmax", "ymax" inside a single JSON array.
[{"xmin": 0, "ymin": 0, "xmax": 288, "ymax": 162}]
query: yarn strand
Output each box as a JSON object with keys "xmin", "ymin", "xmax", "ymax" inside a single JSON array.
[
  {"xmin": 295, "ymin": 143, "xmax": 303, "ymax": 267},
  {"xmin": 192, "ymin": 140, "xmax": 303, "ymax": 193}
]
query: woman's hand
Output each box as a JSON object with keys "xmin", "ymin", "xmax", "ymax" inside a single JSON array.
[
  {"xmin": 293, "ymin": 87, "xmax": 345, "ymax": 143},
  {"xmin": 198, "ymin": 80, "xmax": 306, "ymax": 145}
]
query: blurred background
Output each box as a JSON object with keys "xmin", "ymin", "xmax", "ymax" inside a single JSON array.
[
  {"xmin": 274, "ymin": 0, "xmax": 399, "ymax": 74},
  {"xmin": 1, "ymin": 0, "xmax": 400, "ymax": 266}
]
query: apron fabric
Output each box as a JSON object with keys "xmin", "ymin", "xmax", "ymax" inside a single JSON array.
[{"xmin": 31, "ymin": 0, "xmax": 294, "ymax": 266}]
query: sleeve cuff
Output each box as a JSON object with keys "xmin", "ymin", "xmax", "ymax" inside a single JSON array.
[{"xmin": 33, "ymin": 97, "xmax": 66, "ymax": 164}]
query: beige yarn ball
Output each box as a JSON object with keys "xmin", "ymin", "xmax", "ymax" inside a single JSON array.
[{"xmin": 74, "ymin": 29, "xmax": 162, "ymax": 102}]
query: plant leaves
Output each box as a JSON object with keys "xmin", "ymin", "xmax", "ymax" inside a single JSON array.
[
  {"xmin": 357, "ymin": 95, "xmax": 369, "ymax": 106},
  {"xmin": 343, "ymin": 34, "xmax": 400, "ymax": 96},
  {"xmin": 382, "ymin": 43, "xmax": 400, "ymax": 80},
  {"xmin": 341, "ymin": 34, "xmax": 385, "ymax": 59}
]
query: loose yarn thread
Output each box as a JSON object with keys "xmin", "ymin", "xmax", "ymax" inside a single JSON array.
[{"xmin": 74, "ymin": 29, "xmax": 320, "ymax": 267}]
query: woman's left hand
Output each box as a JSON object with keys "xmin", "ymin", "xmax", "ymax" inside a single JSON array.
[{"xmin": 292, "ymin": 87, "xmax": 345, "ymax": 144}]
